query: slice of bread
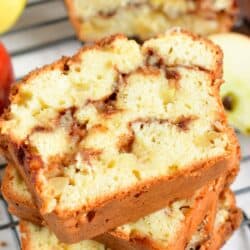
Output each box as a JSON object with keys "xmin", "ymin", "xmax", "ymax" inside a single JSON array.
[
  {"xmin": 19, "ymin": 189, "xmax": 242, "ymax": 250},
  {"xmin": 3, "ymin": 140, "xmax": 239, "ymax": 249},
  {"xmin": 65, "ymin": 0, "xmax": 237, "ymax": 42},
  {"xmin": 0, "ymin": 30, "xmax": 237, "ymax": 242},
  {"xmin": 2, "ymin": 163, "xmax": 219, "ymax": 250},
  {"xmin": 187, "ymin": 189, "xmax": 242, "ymax": 250}
]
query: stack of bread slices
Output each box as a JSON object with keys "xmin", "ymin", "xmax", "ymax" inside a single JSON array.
[{"xmin": 0, "ymin": 28, "xmax": 242, "ymax": 250}]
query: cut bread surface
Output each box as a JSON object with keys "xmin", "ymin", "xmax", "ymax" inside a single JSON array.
[
  {"xmin": 66, "ymin": 0, "xmax": 236, "ymax": 41},
  {"xmin": 117, "ymin": 199, "xmax": 190, "ymax": 242},
  {"xmin": 214, "ymin": 189, "xmax": 240, "ymax": 230},
  {"xmin": 20, "ymin": 220, "xmax": 107, "ymax": 250},
  {"xmin": 0, "ymin": 30, "xmax": 234, "ymax": 241}
]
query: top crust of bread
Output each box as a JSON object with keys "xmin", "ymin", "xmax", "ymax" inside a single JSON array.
[{"xmin": 0, "ymin": 30, "xmax": 237, "ymax": 241}]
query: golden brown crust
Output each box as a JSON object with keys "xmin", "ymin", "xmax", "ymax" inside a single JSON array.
[
  {"xmin": 64, "ymin": 0, "xmax": 83, "ymax": 42},
  {"xmin": 17, "ymin": 190, "xmax": 242, "ymax": 250},
  {"xmin": 18, "ymin": 201, "xmax": 242, "ymax": 250},
  {"xmin": 1, "ymin": 30, "xmax": 224, "ymax": 101},
  {"xmin": 19, "ymin": 221, "xmax": 32, "ymax": 250},
  {"xmin": 199, "ymin": 190, "xmax": 242, "ymax": 250},
  {"xmin": 205, "ymin": 207, "xmax": 242, "ymax": 250},
  {"xmin": 159, "ymin": 28, "xmax": 224, "ymax": 80},
  {"xmin": 9, "ymin": 204, "xmax": 43, "ymax": 225}
]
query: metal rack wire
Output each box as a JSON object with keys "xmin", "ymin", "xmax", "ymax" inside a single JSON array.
[{"xmin": 0, "ymin": 0, "xmax": 249, "ymax": 249}]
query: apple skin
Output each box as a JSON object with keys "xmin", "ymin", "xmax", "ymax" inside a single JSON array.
[
  {"xmin": 0, "ymin": 0, "xmax": 27, "ymax": 34},
  {"xmin": 210, "ymin": 33, "xmax": 250, "ymax": 135},
  {"xmin": 0, "ymin": 42, "xmax": 14, "ymax": 114}
]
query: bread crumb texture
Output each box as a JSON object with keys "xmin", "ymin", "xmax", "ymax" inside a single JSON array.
[
  {"xmin": 214, "ymin": 191, "xmax": 233, "ymax": 228},
  {"xmin": 21, "ymin": 221, "xmax": 107, "ymax": 250},
  {"xmin": 6, "ymin": 163, "xmax": 32, "ymax": 201},
  {"xmin": 118, "ymin": 198, "xmax": 191, "ymax": 245},
  {"xmin": 0, "ymin": 31, "xmax": 229, "ymax": 214}
]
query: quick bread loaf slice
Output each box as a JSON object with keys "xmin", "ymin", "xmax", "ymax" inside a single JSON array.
[
  {"xmin": 65, "ymin": 0, "xmax": 237, "ymax": 42},
  {"xmin": 19, "ymin": 189, "xmax": 241, "ymax": 250},
  {"xmin": 187, "ymin": 189, "xmax": 242, "ymax": 250},
  {"xmin": 2, "ymin": 163, "xmax": 218, "ymax": 250},
  {"xmin": 0, "ymin": 30, "xmax": 236, "ymax": 242}
]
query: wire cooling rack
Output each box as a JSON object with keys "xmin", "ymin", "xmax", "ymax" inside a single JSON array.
[{"xmin": 0, "ymin": 0, "xmax": 249, "ymax": 249}]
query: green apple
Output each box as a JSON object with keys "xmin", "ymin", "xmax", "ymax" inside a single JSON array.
[
  {"xmin": 0, "ymin": 0, "xmax": 27, "ymax": 34},
  {"xmin": 0, "ymin": 42, "xmax": 14, "ymax": 114},
  {"xmin": 210, "ymin": 33, "xmax": 250, "ymax": 135}
]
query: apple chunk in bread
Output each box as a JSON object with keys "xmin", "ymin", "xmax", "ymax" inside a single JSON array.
[{"xmin": 210, "ymin": 33, "xmax": 250, "ymax": 135}]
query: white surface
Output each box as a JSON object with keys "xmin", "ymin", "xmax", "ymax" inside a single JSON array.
[{"xmin": 0, "ymin": 0, "xmax": 249, "ymax": 249}]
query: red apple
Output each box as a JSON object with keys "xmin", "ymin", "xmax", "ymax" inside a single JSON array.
[{"xmin": 0, "ymin": 42, "xmax": 14, "ymax": 114}]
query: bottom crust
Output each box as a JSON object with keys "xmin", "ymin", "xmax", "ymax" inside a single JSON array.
[
  {"xmin": 3, "ymin": 164, "xmax": 219, "ymax": 250},
  {"xmin": 19, "ymin": 189, "xmax": 242, "ymax": 250}
]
